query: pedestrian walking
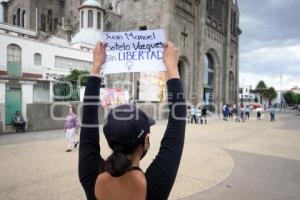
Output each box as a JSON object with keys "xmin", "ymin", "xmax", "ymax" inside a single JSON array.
[
  {"xmin": 191, "ymin": 106, "xmax": 198, "ymax": 124},
  {"xmin": 229, "ymin": 105, "xmax": 233, "ymax": 119},
  {"xmin": 245, "ymin": 106, "xmax": 250, "ymax": 120},
  {"xmin": 201, "ymin": 106, "xmax": 207, "ymax": 124},
  {"xmin": 187, "ymin": 106, "xmax": 191, "ymax": 123},
  {"xmin": 256, "ymin": 107, "xmax": 262, "ymax": 120},
  {"xmin": 270, "ymin": 107, "xmax": 276, "ymax": 122},
  {"xmin": 224, "ymin": 105, "xmax": 230, "ymax": 121},
  {"xmin": 197, "ymin": 107, "xmax": 202, "ymax": 124},
  {"xmin": 223, "ymin": 104, "xmax": 226, "ymax": 120},
  {"xmin": 236, "ymin": 106, "xmax": 241, "ymax": 122},
  {"xmin": 240, "ymin": 106, "xmax": 245, "ymax": 122},
  {"xmin": 65, "ymin": 106, "xmax": 80, "ymax": 152}
]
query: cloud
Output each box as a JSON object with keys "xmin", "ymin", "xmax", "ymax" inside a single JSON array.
[
  {"xmin": 240, "ymin": 72, "xmax": 299, "ymax": 91},
  {"xmin": 239, "ymin": 0, "xmax": 300, "ymax": 51},
  {"xmin": 239, "ymin": 0, "xmax": 300, "ymax": 89}
]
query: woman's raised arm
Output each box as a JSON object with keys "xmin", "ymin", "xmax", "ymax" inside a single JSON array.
[
  {"xmin": 78, "ymin": 42, "xmax": 106, "ymax": 200},
  {"xmin": 145, "ymin": 42, "xmax": 187, "ymax": 200}
]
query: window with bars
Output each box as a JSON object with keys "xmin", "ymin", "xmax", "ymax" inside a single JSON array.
[{"xmin": 55, "ymin": 56, "xmax": 92, "ymax": 70}]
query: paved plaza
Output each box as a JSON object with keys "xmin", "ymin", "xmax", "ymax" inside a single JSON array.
[{"xmin": 0, "ymin": 111, "xmax": 300, "ymax": 200}]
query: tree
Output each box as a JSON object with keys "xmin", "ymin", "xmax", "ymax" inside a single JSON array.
[
  {"xmin": 63, "ymin": 69, "xmax": 90, "ymax": 86},
  {"xmin": 283, "ymin": 91, "xmax": 296, "ymax": 106},
  {"xmin": 295, "ymin": 94, "xmax": 300, "ymax": 104},
  {"xmin": 255, "ymin": 81, "xmax": 268, "ymax": 104},
  {"xmin": 54, "ymin": 70, "xmax": 90, "ymax": 101},
  {"xmin": 266, "ymin": 87, "xmax": 277, "ymax": 105}
]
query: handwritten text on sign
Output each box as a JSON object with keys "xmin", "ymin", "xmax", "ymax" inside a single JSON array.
[{"xmin": 102, "ymin": 29, "xmax": 166, "ymax": 74}]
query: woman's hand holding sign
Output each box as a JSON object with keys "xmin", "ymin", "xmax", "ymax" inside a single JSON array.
[
  {"xmin": 92, "ymin": 42, "xmax": 107, "ymax": 75},
  {"xmin": 163, "ymin": 41, "xmax": 180, "ymax": 80},
  {"xmin": 92, "ymin": 41, "xmax": 180, "ymax": 80}
]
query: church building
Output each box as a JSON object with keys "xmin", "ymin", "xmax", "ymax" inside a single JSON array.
[{"xmin": 0, "ymin": 0, "xmax": 241, "ymax": 132}]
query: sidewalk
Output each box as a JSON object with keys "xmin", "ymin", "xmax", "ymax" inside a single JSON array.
[{"xmin": 0, "ymin": 111, "xmax": 299, "ymax": 199}]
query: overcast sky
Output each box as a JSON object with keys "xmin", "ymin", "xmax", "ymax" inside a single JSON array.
[
  {"xmin": 238, "ymin": 0, "xmax": 300, "ymax": 90},
  {"xmin": 0, "ymin": 0, "xmax": 299, "ymax": 90}
]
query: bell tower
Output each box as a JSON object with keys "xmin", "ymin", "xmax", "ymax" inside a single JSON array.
[{"xmin": 71, "ymin": 0, "xmax": 104, "ymax": 48}]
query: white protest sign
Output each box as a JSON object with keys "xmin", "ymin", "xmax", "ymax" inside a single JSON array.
[{"xmin": 102, "ymin": 29, "xmax": 166, "ymax": 74}]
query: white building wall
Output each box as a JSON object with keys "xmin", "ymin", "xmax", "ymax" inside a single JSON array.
[
  {"xmin": 0, "ymin": 32, "xmax": 93, "ymax": 75},
  {"xmin": 19, "ymin": 81, "xmax": 35, "ymax": 121}
]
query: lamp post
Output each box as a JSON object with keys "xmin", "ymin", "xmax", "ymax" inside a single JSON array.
[{"xmin": 280, "ymin": 65, "xmax": 283, "ymax": 111}]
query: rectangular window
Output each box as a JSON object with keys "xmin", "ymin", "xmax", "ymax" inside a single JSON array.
[{"xmin": 55, "ymin": 56, "xmax": 92, "ymax": 70}]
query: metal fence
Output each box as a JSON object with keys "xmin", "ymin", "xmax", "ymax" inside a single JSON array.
[{"xmin": 53, "ymin": 81, "xmax": 80, "ymax": 102}]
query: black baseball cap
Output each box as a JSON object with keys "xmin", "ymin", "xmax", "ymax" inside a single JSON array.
[{"xmin": 103, "ymin": 104, "xmax": 155, "ymax": 152}]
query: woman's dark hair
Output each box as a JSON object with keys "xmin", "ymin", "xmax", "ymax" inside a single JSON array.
[
  {"xmin": 68, "ymin": 106, "xmax": 76, "ymax": 114},
  {"xmin": 105, "ymin": 144, "xmax": 132, "ymax": 177}
]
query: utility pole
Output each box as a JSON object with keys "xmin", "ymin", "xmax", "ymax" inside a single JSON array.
[{"xmin": 280, "ymin": 65, "xmax": 283, "ymax": 111}]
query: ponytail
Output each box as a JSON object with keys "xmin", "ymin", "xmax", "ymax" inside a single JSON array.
[{"xmin": 105, "ymin": 144, "xmax": 132, "ymax": 177}]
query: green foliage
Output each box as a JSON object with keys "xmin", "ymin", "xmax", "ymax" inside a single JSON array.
[
  {"xmin": 295, "ymin": 94, "xmax": 300, "ymax": 104},
  {"xmin": 255, "ymin": 80, "xmax": 268, "ymax": 104},
  {"xmin": 255, "ymin": 81, "xmax": 268, "ymax": 91},
  {"xmin": 53, "ymin": 82, "xmax": 79, "ymax": 101},
  {"xmin": 62, "ymin": 69, "xmax": 90, "ymax": 86},
  {"xmin": 283, "ymin": 91, "xmax": 300, "ymax": 105},
  {"xmin": 54, "ymin": 70, "xmax": 89, "ymax": 101},
  {"xmin": 266, "ymin": 87, "xmax": 277, "ymax": 104}
]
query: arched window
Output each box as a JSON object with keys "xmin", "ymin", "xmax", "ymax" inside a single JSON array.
[
  {"xmin": 81, "ymin": 11, "xmax": 84, "ymax": 28},
  {"xmin": 88, "ymin": 10, "xmax": 93, "ymax": 28},
  {"xmin": 17, "ymin": 8, "xmax": 21, "ymax": 26},
  {"xmin": 203, "ymin": 53, "xmax": 214, "ymax": 108},
  {"xmin": 204, "ymin": 54, "xmax": 214, "ymax": 87},
  {"xmin": 21, "ymin": 10, "xmax": 25, "ymax": 27},
  {"xmin": 34, "ymin": 53, "xmax": 42, "ymax": 66},
  {"xmin": 7, "ymin": 44, "xmax": 22, "ymax": 76},
  {"xmin": 7, "ymin": 44, "xmax": 21, "ymax": 64},
  {"xmin": 97, "ymin": 12, "xmax": 101, "ymax": 29},
  {"xmin": 47, "ymin": 10, "xmax": 53, "ymax": 32},
  {"xmin": 41, "ymin": 14, "xmax": 46, "ymax": 32},
  {"xmin": 13, "ymin": 15, "xmax": 16, "ymax": 25}
]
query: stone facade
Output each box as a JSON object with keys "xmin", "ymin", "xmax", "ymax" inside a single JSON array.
[
  {"xmin": 104, "ymin": 0, "xmax": 241, "ymax": 109},
  {"xmin": 2, "ymin": 0, "xmax": 241, "ymax": 111}
]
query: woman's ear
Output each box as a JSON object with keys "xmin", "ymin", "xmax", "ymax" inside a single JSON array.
[{"xmin": 144, "ymin": 134, "xmax": 150, "ymax": 150}]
